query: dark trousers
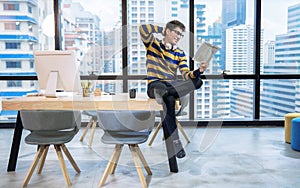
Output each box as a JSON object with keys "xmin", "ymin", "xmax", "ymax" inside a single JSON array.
[{"xmin": 147, "ymin": 78, "xmax": 203, "ymax": 140}]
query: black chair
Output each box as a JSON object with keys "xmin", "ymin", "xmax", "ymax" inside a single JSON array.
[
  {"xmin": 96, "ymin": 110, "xmax": 155, "ymax": 188},
  {"xmin": 20, "ymin": 110, "xmax": 81, "ymax": 187}
]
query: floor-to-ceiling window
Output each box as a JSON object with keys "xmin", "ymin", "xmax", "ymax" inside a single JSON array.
[
  {"xmin": 1, "ymin": 0, "xmax": 299, "ymax": 126},
  {"xmin": 260, "ymin": 0, "xmax": 300, "ymax": 119}
]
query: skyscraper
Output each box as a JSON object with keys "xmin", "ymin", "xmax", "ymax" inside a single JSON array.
[
  {"xmin": 0, "ymin": 0, "xmax": 42, "ymax": 120},
  {"xmin": 221, "ymin": 0, "xmax": 246, "ymax": 70},
  {"xmin": 260, "ymin": 3, "xmax": 300, "ymax": 117}
]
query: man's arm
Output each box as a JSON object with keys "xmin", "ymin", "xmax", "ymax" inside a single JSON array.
[
  {"xmin": 139, "ymin": 24, "xmax": 164, "ymax": 47},
  {"xmin": 182, "ymin": 61, "xmax": 208, "ymax": 79}
]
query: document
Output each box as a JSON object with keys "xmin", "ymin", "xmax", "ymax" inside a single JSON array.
[{"xmin": 193, "ymin": 41, "xmax": 220, "ymax": 63}]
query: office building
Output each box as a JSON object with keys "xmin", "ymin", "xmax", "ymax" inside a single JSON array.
[
  {"xmin": 226, "ymin": 24, "xmax": 264, "ymax": 118},
  {"xmin": 0, "ymin": 0, "xmax": 41, "ymax": 120},
  {"xmin": 221, "ymin": 0, "xmax": 246, "ymax": 70},
  {"xmin": 263, "ymin": 40, "xmax": 275, "ymax": 66},
  {"xmin": 260, "ymin": 3, "xmax": 300, "ymax": 118}
]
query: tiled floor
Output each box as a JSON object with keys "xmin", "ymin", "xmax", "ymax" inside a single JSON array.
[{"xmin": 1, "ymin": 126, "xmax": 300, "ymax": 188}]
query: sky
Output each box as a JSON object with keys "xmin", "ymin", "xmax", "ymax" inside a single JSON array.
[
  {"xmin": 72, "ymin": 0, "xmax": 119, "ymax": 30},
  {"xmin": 261, "ymin": 0, "xmax": 300, "ymax": 40},
  {"xmin": 72, "ymin": 0, "xmax": 300, "ymax": 41}
]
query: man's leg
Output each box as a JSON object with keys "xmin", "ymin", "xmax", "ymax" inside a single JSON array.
[
  {"xmin": 163, "ymin": 95, "xmax": 177, "ymax": 139},
  {"xmin": 147, "ymin": 81, "xmax": 187, "ymax": 158},
  {"xmin": 147, "ymin": 78, "xmax": 203, "ymax": 100},
  {"xmin": 147, "ymin": 82, "xmax": 181, "ymax": 171},
  {"xmin": 163, "ymin": 95, "xmax": 186, "ymax": 158},
  {"xmin": 147, "ymin": 81, "xmax": 168, "ymax": 104},
  {"xmin": 160, "ymin": 111, "xmax": 178, "ymax": 173},
  {"xmin": 167, "ymin": 78, "xmax": 203, "ymax": 98}
]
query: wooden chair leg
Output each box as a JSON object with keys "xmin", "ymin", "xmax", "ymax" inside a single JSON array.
[
  {"xmin": 88, "ymin": 120, "xmax": 97, "ymax": 148},
  {"xmin": 61, "ymin": 144, "xmax": 80, "ymax": 173},
  {"xmin": 79, "ymin": 117, "xmax": 93, "ymax": 142},
  {"xmin": 99, "ymin": 144, "xmax": 123, "ymax": 187},
  {"xmin": 129, "ymin": 144, "xmax": 148, "ymax": 188},
  {"xmin": 110, "ymin": 144, "xmax": 123, "ymax": 174},
  {"xmin": 148, "ymin": 121, "xmax": 163, "ymax": 146},
  {"xmin": 37, "ymin": 145, "xmax": 49, "ymax": 174},
  {"xmin": 176, "ymin": 119, "xmax": 190, "ymax": 143},
  {"xmin": 135, "ymin": 145, "xmax": 152, "ymax": 175},
  {"xmin": 23, "ymin": 146, "xmax": 46, "ymax": 187},
  {"xmin": 54, "ymin": 145, "xmax": 71, "ymax": 187}
]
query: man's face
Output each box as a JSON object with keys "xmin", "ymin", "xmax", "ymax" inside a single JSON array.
[{"xmin": 165, "ymin": 27, "xmax": 184, "ymax": 45}]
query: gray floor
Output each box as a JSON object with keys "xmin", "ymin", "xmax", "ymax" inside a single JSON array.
[{"xmin": 1, "ymin": 126, "xmax": 300, "ymax": 188}]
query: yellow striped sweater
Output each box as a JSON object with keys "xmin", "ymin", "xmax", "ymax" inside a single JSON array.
[{"xmin": 139, "ymin": 24, "xmax": 200, "ymax": 84}]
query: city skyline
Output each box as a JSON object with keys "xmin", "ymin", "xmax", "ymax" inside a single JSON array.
[
  {"xmin": 0, "ymin": 0, "xmax": 299, "ymax": 120},
  {"xmin": 73, "ymin": 0, "xmax": 300, "ymax": 42}
]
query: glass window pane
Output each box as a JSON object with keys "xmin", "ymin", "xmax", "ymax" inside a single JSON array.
[
  {"xmin": 0, "ymin": 1, "xmax": 54, "ymax": 122},
  {"xmin": 262, "ymin": 0, "xmax": 300, "ymax": 74},
  {"xmin": 194, "ymin": 79, "xmax": 253, "ymax": 120},
  {"xmin": 3, "ymin": 3, "xmax": 20, "ymax": 11},
  {"xmin": 260, "ymin": 79, "xmax": 299, "ymax": 119},
  {"xmin": 129, "ymin": 0, "xmax": 190, "ymax": 76},
  {"xmin": 6, "ymin": 61, "xmax": 21, "ymax": 68},
  {"xmin": 94, "ymin": 80, "xmax": 123, "ymax": 94},
  {"xmin": 4, "ymin": 22, "xmax": 20, "ymax": 30},
  {"xmin": 61, "ymin": 0, "xmax": 122, "ymax": 75},
  {"xmin": 194, "ymin": 0, "xmax": 254, "ymax": 75},
  {"xmin": 0, "ymin": 81, "xmax": 39, "ymax": 121},
  {"xmin": 128, "ymin": 80, "xmax": 147, "ymax": 93}
]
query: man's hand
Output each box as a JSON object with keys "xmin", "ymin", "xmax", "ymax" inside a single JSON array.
[{"xmin": 198, "ymin": 61, "xmax": 208, "ymax": 72}]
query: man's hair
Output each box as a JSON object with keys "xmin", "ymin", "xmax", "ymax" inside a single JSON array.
[{"xmin": 166, "ymin": 20, "xmax": 185, "ymax": 32}]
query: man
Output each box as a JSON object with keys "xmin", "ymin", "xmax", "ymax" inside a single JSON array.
[{"xmin": 139, "ymin": 20, "xmax": 208, "ymax": 158}]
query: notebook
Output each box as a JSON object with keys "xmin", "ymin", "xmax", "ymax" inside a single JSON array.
[{"xmin": 193, "ymin": 41, "xmax": 220, "ymax": 63}]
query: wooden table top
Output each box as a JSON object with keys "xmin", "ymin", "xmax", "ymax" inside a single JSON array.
[{"xmin": 2, "ymin": 93, "xmax": 161, "ymax": 111}]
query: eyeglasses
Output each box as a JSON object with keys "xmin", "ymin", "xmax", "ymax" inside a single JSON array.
[{"xmin": 171, "ymin": 30, "xmax": 184, "ymax": 38}]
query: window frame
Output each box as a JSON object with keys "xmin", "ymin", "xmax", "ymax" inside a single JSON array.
[{"xmin": 1, "ymin": 0, "xmax": 298, "ymax": 127}]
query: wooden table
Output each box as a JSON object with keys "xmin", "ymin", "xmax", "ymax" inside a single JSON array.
[{"xmin": 2, "ymin": 93, "xmax": 179, "ymax": 173}]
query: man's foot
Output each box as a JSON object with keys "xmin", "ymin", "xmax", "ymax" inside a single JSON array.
[
  {"xmin": 173, "ymin": 139, "xmax": 186, "ymax": 158},
  {"xmin": 154, "ymin": 89, "xmax": 167, "ymax": 104}
]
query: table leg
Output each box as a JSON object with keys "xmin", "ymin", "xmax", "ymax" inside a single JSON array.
[
  {"xmin": 160, "ymin": 111, "xmax": 178, "ymax": 173},
  {"xmin": 7, "ymin": 111, "xmax": 23, "ymax": 172}
]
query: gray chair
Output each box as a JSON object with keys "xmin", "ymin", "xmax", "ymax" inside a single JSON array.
[
  {"xmin": 96, "ymin": 110, "xmax": 155, "ymax": 188},
  {"xmin": 148, "ymin": 94, "xmax": 190, "ymax": 146},
  {"xmin": 79, "ymin": 110, "xmax": 98, "ymax": 148},
  {"xmin": 20, "ymin": 110, "xmax": 81, "ymax": 187}
]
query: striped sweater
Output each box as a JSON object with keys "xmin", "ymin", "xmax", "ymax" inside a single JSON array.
[{"xmin": 139, "ymin": 24, "xmax": 201, "ymax": 84}]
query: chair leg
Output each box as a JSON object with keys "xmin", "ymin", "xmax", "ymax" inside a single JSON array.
[
  {"xmin": 88, "ymin": 120, "xmax": 97, "ymax": 148},
  {"xmin": 176, "ymin": 119, "xmax": 190, "ymax": 143},
  {"xmin": 61, "ymin": 144, "xmax": 81, "ymax": 173},
  {"xmin": 148, "ymin": 121, "xmax": 163, "ymax": 146},
  {"xmin": 79, "ymin": 117, "xmax": 93, "ymax": 142},
  {"xmin": 23, "ymin": 145, "xmax": 46, "ymax": 187},
  {"xmin": 37, "ymin": 145, "xmax": 49, "ymax": 174},
  {"xmin": 99, "ymin": 144, "xmax": 123, "ymax": 187},
  {"xmin": 54, "ymin": 145, "xmax": 71, "ymax": 187},
  {"xmin": 129, "ymin": 144, "xmax": 148, "ymax": 188},
  {"xmin": 135, "ymin": 145, "xmax": 152, "ymax": 175},
  {"xmin": 110, "ymin": 144, "xmax": 123, "ymax": 174}
]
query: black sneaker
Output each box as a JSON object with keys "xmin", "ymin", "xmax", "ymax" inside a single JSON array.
[
  {"xmin": 154, "ymin": 89, "xmax": 167, "ymax": 104},
  {"xmin": 173, "ymin": 139, "xmax": 186, "ymax": 158}
]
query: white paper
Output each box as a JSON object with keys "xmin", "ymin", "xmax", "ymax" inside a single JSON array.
[{"xmin": 193, "ymin": 42, "xmax": 220, "ymax": 63}]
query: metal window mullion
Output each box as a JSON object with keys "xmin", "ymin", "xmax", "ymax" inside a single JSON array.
[
  {"xmin": 54, "ymin": 0, "xmax": 62, "ymax": 50},
  {"xmin": 122, "ymin": 0, "xmax": 128, "ymax": 92},
  {"xmin": 189, "ymin": 0, "xmax": 195, "ymax": 120},
  {"xmin": 253, "ymin": 0, "xmax": 261, "ymax": 119}
]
